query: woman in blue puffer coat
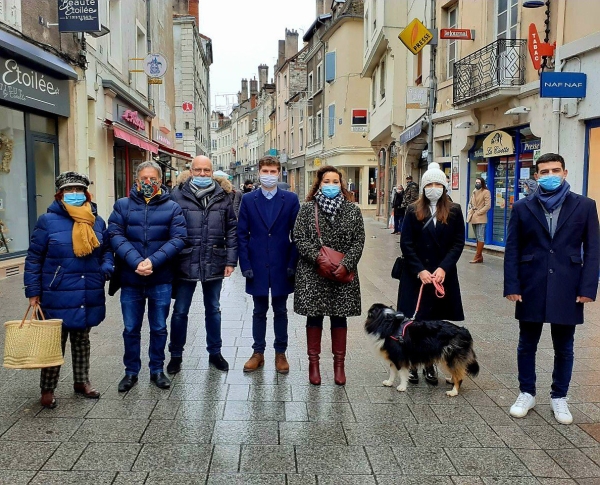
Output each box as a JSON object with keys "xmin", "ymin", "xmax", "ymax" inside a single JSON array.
[{"xmin": 24, "ymin": 172, "xmax": 114, "ymax": 409}]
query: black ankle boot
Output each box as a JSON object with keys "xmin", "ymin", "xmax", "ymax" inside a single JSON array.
[
  {"xmin": 167, "ymin": 357, "xmax": 182, "ymax": 375},
  {"xmin": 424, "ymin": 366, "xmax": 438, "ymax": 385},
  {"xmin": 408, "ymin": 368, "xmax": 419, "ymax": 384}
]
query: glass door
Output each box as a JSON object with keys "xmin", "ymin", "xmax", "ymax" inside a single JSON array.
[
  {"xmin": 491, "ymin": 156, "xmax": 516, "ymax": 245},
  {"xmin": 33, "ymin": 140, "xmax": 58, "ymax": 218}
]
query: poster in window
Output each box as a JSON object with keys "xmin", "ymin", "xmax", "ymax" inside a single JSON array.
[{"xmin": 451, "ymin": 156, "xmax": 459, "ymax": 190}]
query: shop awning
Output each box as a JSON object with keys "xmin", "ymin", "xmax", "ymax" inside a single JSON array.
[
  {"xmin": 108, "ymin": 122, "xmax": 158, "ymax": 154},
  {"xmin": 158, "ymin": 145, "xmax": 193, "ymax": 163},
  {"xmin": 399, "ymin": 115, "xmax": 427, "ymax": 145}
]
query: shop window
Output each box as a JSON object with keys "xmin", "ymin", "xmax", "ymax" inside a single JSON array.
[
  {"xmin": 29, "ymin": 114, "xmax": 57, "ymax": 135},
  {"xmin": 446, "ymin": 4, "xmax": 458, "ymax": 79},
  {"xmin": 586, "ymin": 123, "xmax": 600, "ymax": 215}
]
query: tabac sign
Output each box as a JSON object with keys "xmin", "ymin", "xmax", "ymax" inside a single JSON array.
[
  {"xmin": 399, "ymin": 18, "xmax": 433, "ymax": 55},
  {"xmin": 482, "ymin": 130, "xmax": 514, "ymax": 158}
]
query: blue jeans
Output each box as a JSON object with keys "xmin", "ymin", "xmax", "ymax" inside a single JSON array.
[
  {"xmin": 517, "ymin": 321, "xmax": 576, "ymax": 399},
  {"xmin": 121, "ymin": 284, "xmax": 171, "ymax": 375},
  {"xmin": 169, "ymin": 279, "xmax": 223, "ymax": 357},
  {"xmin": 252, "ymin": 295, "xmax": 288, "ymax": 354}
]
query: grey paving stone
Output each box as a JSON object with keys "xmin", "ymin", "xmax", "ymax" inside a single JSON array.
[
  {"xmin": 0, "ymin": 397, "xmax": 32, "ymax": 417},
  {"xmin": 145, "ymin": 472, "xmax": 206, "ymax": 484},
  {"xmin": 343, "ymin": 422, "xmax": 413, "ymax": 446},
  {"xmin": 286, "ymin": 475, "xmax": 317, "ymax": 485},
  {"xmin": 29, "ymin": 471, "xmax": 117, "ymax": 484},
  {"xmin": 490, "ymin": 425, "xmax": 541, "ymax": 449},
  {"xmin": 248, "ymin": 384, "xmax": 292, "ymax": 402},
  {"xmin": 1, "ymin": 417, "xmax": 83, "ymax": 441},
  {"xmin": 0, "ymin": 470, "xmax": 36, "ymax": 485},
  {"xmin": 295, "ymin": 445, "xmax": 371, "ymax": 474},
  {"xmin": 223, "ymin": 400, "xmax": 285, "ymax": 421},
  {"xmin": 141, "ymin": 419, "xmax": 214, "ymax": 443},
  {"xmin": 445, "ymin": 448, "xmax": 531, "ymax": 476},
  {"xmin": 391, "ymin": 446, "xmax": 457, "ymax": 475},
  {"xmin": 291, "ymin": 385, "xmax": 349, "ymax": 402},
  {"xmin": 85, "ymin": 399, "xmax": 157, "ymax": 419},
  {"xmin": 351, "ymin": 402, "xmax": 416, "ymax": 424},
  {"xmin": 376, "ymin": 476, "xmax": 454, "ymax": 485},
  {"xmin": 133, "ymin": 443, "xmax": 212, "ymax": 472},
  {"xmin": 546, "ymin": 448, "xmax": 600, "ymax": 478},
  {"xmin": 112, "ymin": 472, "xmax": 148, "ymax": 484},
  {"xmin": 239, "ymin": 445, "xmax": 296, "ymax": 473},
  {"xmin": 36, "ymin": 398, "xmax": 97, "ymax": 418},
  {"xmin": 227, "ymin": 385, "xmax": 250, "ymax": 401},
  {"xmin": 450, "ymin": 478, "xmax": 485, "ymax": 485},
  {"xmin": 0, "ymin": 441, "xmax": 59, "ymax": 470},
  {"xmin": 512, "ymin": 449, "xmax": 570, "ymax": 478},
  {"xmin": 430, "ymin": 404, "xmax": 487, "ymax": 425},
  {"xmin": 279, "ymin": 422, "xmax": 346, "ymax": 445},
  {"xmin": 553, "ymin": 424, "xmax": 600, "ymax": 448},
  {"xmin": 169, "ymin": 383, "xmax": 229, "ymax": 401},
  {"xmin": 284, "ymin": 401, "xmax": 308, "ymax": 421},
  {"xmin": 364, "ymin": 445, "xmax": 402, "ymax": 475},
  {"xmin": 73, "ymin": 442, "xmax": 142, "ymax": 471},
  {"xmin": 211, "ymin": 420, "xmax": 279, "ymax": 444},
  {"xmin": 408, "ymin": 404, "xmax": 443, "ymax": 424},
  {"xmin": 480, "ymin": 478, "xmax": 539, "ymax": 485},
  {"xmin": 306, "ymin": 401, "xmax": 356, "ymax": 422},
  {"xmin": 42, "ymin": 441, "xmax": 88, "ymax": 470},
  {"xmin": 205, "ymin": 474, "xmax": 285, "ymax": 485},
  {"xmin": 316, "ymin": 475, "xmax": 376, "ymax": 485},
  {"xmin": 71, "ymin": 419, "xmax": 148, "ymax": 442},
  {"xmin": 209, "ymin": 444, "xmax": 240, "ymax": 473},
  {"xmin": 405, "ymin": 423, "xmax": 480, "ymax": 448},
  {"xmin": 149, "ymin": 400, "xmax": 180, "ymax": 419},
  {"xmin": 522, "ymin": 425, "xmax": 577, "ymax": 449},
  {"xmin": 176, "ymin": 400, "xmax": 225, "ymax": 420},
  {"xmin": 466, "ymin": 423, "xmax": 506, "ymax": 448}
]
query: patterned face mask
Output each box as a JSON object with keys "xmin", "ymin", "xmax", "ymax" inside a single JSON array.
[{"xmin": 139, "ymin": 179, "xmax": 160, "ymax": 198}]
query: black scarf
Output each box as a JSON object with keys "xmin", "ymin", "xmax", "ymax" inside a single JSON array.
[
  {"xmin": 314, "ymin": 190, "xmax": 344, "ymax": 222},
  {"xmin": 534, "ymin": 180, "xmax": 570, "ymax": 213},
  {"xmin": 190, "ymin": 180, "xmax": 216, "ymax": 208}
]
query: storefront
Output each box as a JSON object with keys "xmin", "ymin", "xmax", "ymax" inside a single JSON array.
[
  {"xmin": 584, "ymin": 119, "xmax": 600, "ymax": 216},
  {"xmin": 0, "ymin": 33, "xmax": 77, "ymax": 258},
  {"xmin": 467, "ymin": 126, "xmax": 541, "ymax": 246}
]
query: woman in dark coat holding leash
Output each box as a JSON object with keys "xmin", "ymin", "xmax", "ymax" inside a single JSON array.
[
  {"xmin": 24, "ymin": 172, "xmax": 114, "ymax": 409},
  {"xmin": 397, "ymin": 162, "xmax": 465, "ymax": 385},
  {"xmin": 294, "ymin": 166, "xmax": 365, "ymax": 386}
]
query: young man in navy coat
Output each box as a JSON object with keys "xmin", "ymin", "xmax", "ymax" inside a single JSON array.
[
  {"xmin": 504, "ymin": 153, "xmax": 599, "ymax": 424},
  {"xmin": 237, "ymin": 156, "xmax": 300, "ymax": 373}
]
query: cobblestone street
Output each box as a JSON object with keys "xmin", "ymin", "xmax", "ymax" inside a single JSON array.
[{"xmin": 0, "ymin": 217, "xmax": 600, "ymax": 484}]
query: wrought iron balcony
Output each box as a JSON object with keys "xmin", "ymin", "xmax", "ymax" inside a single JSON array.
[{"xmin": 453, "ymin": 39, "xmax": 526, "ymax": 107}]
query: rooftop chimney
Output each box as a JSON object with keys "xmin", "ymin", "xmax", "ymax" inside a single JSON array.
[
  {"xmin": 258, "ymin": 64, "xmax": 269, "ymax": 91},
  {"xmin": 241, "ymin": 79, "xmax": 249, "ymax": 103},
  {"xmin": 173, "ymin": 0, "xmax": 199, "ymax": 20},
  {"xmin": 250, "ymin": 78, "xmax": 258, "ymax": 96},
  {"xmin": 277, "ymin": 40, "xmax": 285, "ymax": 70},
  {"xmin": 284, "ymin": 29, "xmax": 299, "ymax": 60},
  {"xmin": 316, "ymin": 0, "xmax": 328, "ymax": 16}
]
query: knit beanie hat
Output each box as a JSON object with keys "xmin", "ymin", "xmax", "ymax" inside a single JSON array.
[
  {"xmin": 421, "ymin": 162, "xmax": 448, "ymax": 190},
  {"xmin": 55, "ymin": 171, "xmax": 90, "ymax": 191}
]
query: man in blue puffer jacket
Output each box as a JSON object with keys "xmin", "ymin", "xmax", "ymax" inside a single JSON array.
[{"xmin": 108, "ymin": 161, "xmax": 187, "ymax": 392}]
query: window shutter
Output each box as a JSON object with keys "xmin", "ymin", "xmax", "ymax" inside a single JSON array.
[
  {"xmin": 328, "ymin": 104, "xmax": 335, "ymax": 137},
  {"xmin": 325, "ymin": 52, "xmax": 336, "ymax": 83}
]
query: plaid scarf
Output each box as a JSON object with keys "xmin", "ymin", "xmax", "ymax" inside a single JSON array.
[
  {"xmin": 315, "ymin": 190, "xmax": 344, "ymax": 222},
  {"xmin": 190, "ymin": 180, "xmax": 216, "ymax": 208}
]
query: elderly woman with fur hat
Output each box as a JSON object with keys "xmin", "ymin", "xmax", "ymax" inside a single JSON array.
[
  {"xmin": 396, "ymin": 162, "xmax": 465, "ymax": 385},
  {"xmin": 24, "ymin": 172, "xmax": 114, "ymax": 409}
]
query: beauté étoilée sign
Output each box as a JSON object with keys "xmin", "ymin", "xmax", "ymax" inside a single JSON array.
[{"xmin": 58, "ymin": 0, "xmax": 101, "ymax": 33}]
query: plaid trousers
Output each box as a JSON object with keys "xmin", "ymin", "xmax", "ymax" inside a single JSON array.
[{"xmin": 40, "ymin": 327, "xmax": 91, "ymax": 391}]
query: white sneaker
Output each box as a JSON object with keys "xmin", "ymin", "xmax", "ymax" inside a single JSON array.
[
  {"xmin": 551, "ymin": 397, "xmax": 573, "ymax": 425},
  {"xmin": 510, "ymin": 392, "xmax": 536, "ymax": 418}
]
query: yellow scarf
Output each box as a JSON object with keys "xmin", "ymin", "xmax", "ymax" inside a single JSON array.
[{"xmin": 62, "ymin": 202, "xmax": 100, "ymax": 257}]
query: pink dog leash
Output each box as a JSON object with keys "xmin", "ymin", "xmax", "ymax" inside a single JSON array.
[{"xmin": 395, "ymin": 280, "xmax": 446, "ymax": 340}]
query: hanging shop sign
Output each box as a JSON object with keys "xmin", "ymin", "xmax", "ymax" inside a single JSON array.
[
  {"xmin": 119, "ymin": 108, "xmax": 146, "ymax": 132},
  {"xmin": 153, "ymin": 128, "xmax": 172, "ymax": 148},
  {"xmin": 540, "ymin": 72, "xmax": 587, "ymax": 98},
  {"xmin": 144, "ymin": 53, "xmax": 167, "ymax": 85},
  {"xmin": 406, "ymin": 87, "xmax": 428, "ymax": 109},
  {"xmin": 399, "ymin": 119, "xmax": 425, "ymax": 145},
  {"xmin": 399, "ymin": 18, "xmax": 433, "ymax": 55},
  {"xmin": 528, "ymin": 24, "xmax": 555, "ymax": 71},
  {"xmin": 58, "ymin": 0, "xmax": 101, "ymax": 33},
  {"xmin": 0, "ymin": 55, "xmax": 70, "ymax": 116},
  {"xmin": 451, "ymin": 156, "xmax": 459, "ymax": 190},
  {"xmin": 520, "ymin": 139, "xmax": 541, "ymax": 152},
  {"xmin": 482, "ymin": 130, "xmax": 514, "ymax": 157},
  {"xmin": 439, "ymin": 28, "xmax": 474, "ymax": 40}
]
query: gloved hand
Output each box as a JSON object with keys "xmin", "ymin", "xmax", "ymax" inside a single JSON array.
[
  {"xmin": 287, "ymin": 268, "xmax": 296, "ymax": 278},
  {"xmin": 101, "ymin": 262, "xmax": 115, "ymax": 281},
  {"xmin": 242, "ymin": 269, "xmax": 254, "ymax": 279}
]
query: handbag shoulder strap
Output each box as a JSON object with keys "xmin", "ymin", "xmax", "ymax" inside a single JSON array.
[{"xmin": 314, "ymin": 202, "xmax": 323, "ymax": 246}]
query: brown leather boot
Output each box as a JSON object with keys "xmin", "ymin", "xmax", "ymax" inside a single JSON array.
[
  {"xmin": 275, "ymin": 352, "xmax": 290, "ymax": 374},
  {"xmin": 470, "ymin": 241, "xmax": 484, "ymax": 263},
  {"xmin": 243, "ymin": 352, "xmax": 265, "ymax": 372},
  {"xmin": 40, "ymin": 390, "xmax": 57, "ymax": 409},
  {"xmin": 306, "ymin": 327, "xmax": 322, "ymax": 385},
  {"xmin": 331, "ymin": 327, "xmax": 347, "ymax": 385},
  {"xmin": 74, "ymin": 381, "xmax": 100, "ymax": 399}
]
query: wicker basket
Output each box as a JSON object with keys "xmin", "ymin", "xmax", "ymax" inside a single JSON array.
[{"xmin": 3, "ymin": 305, "xmax": 64, "ymax": 369}]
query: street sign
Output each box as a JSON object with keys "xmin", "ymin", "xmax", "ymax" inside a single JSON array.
[
  {"xmin": 540, "ymin": 72, "xmax": 587, "ymax": 98},
  {"xmin": 406, "ymin": 87, "xmax": 428, "ymax": 109},
  {"xmin": 439, "ymin": 28, "xmax": 474, "ymax": 40},
  {"xmin": 175, "ymin": 132, "xmax": 183, "ymax": 139},
  {"xmin": 182, "ymin": 102, "xmax": 194, "ymax": 112},
  {"xmin": 399, "ymin": 18, "xmax": 433, "ymax": 55},
  {"xmin": 58, "ymin": 0, "xmax": 101, "ymax": 33}
]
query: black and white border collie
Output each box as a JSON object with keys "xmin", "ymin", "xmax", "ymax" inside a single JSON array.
[{"xmin": 365, "ymin": 303, "xmax": 480, "ymax": 397}]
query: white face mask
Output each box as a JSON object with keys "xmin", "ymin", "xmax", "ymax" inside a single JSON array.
[{"xmin": 425, "ymin": 187, "xmax": 444, "ymax": 202}]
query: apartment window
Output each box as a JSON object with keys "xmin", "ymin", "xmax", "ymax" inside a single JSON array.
[
  {"xmin": 316, "ymin": 63, "xmax": 323, "ymax": 90},
  {"xmin": 325, "ymin": 51, "xmax": 336, "ymax": 83},
  {"xmin": 497, "ymin": 0, "xmax": 518, "ymax": 39},
  {"xmin": 442, "ymin": 139, "xmax": 452, "ymax": 157},
  {"xmin": 447, "ymin": 5, "xmax": 458, "ymax": 79},
  {"xmin": 328, "ymin": 104, "xmax": 335, "ymax": 137},
  {"xmin": 316, "ymin": 111, "xmax": 322, "ymax": 140},
  {"xmin": 379, "ymin": 60, "xmax": 386, "ymax": 99},
  {"xmin": 372, "ymin": 0, "xmax": 377, "ymax": 33},
  {"xmin": 108, "ymin": 0, "xmax": 122, "ymax": 68},
  {"xmin": 136, "ymin": 24, "xmax": 147, "ymax": 92},
  {"xmin": 300, "ymin": 108, "xmax": 304, "ymax": 121},
  {"xmin": 299, "ymin": 127, "xmax": 304, "ymax": 151},
  {"xmin": 291, "ymin": 132, "xmax": 294, "ymax": 154},
  {"xmin": 291, "ymin": 112, "xmax": 294, "ymax": 127},
  {"xmin": 185, "ymin": 122, "xmax": 190, "ymax": 129},
  {"xmin": 364, "ymin": 10, "xmax": 369, "ymax": 49},
  {"xmin": 308, "ymin": 72, "xmax": 313, "ymax": 95},
  {"xmin": 371, "ymin": 67, "xmax": 377, "ymax": 109},
  {"xmin": 284, "ymin": 74, "xmax": 287, "ymax": 88},
  {"xmin": 308, "ymin": 116, "xmax": 313, "ymax": 142}
]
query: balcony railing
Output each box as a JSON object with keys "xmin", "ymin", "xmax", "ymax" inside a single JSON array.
[{"xmin": 453, "ymin": 39, "xmax": 526, "ymax": 106}]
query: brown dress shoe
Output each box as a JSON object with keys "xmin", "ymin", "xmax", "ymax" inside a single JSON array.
[
  {"xmin": 74, "ymin": 381, "xmax": 100, "ymax": 399},
  {"xmin": 40, "ymin": 390, "xmax": 57, "ymax": 409},
  {"xmin": 275, "ymin": 352, "xmax": 290, "ymax": 374},
  {"xmin": 243, "ymin": 352, "xmax": 265, "ymax": 372}
]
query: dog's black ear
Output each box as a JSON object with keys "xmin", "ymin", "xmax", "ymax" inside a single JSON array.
[{"xmin": 394, "ymin": 311, "xmax": 405, "ymax": 320}]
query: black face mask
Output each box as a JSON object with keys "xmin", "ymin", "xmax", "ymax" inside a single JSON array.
[
  {"xmin": 243, "ymin": 186, "xmax": 253, "ymax": 193},
  {"xmin": 475, "ymin": 183, "xmax": 482, "ymax": 190}
]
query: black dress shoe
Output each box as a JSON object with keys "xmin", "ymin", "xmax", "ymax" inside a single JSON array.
[
  {"xmin": 150, "ymin": 372, "xmax": 171, "ymax": 389},
  {"xmin": 118, "ymin": 375, "xmax": 138, "ymax": 392},
  {"xmin": 167, "ymin": 357, "xmax": 182, "ymax": 375},
  {"xmin": 209, "ymin": 353, "xmax": 229, "ymax": 371},
  {"xmin": 424, "ymin": 366, "xmax": 438, "ymax": 385},
  {"xmin": 408, "ymin": 368, "xmax": 419, "ymax": 384}
]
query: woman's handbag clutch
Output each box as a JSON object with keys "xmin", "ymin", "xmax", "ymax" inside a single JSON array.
[
  {"xmin": 314, "ymin": 204, "xmax": 355, "ymax": 284},
  {"xmin": 391, "ymin": 256, "xmax": 404, "ymax": 280}
]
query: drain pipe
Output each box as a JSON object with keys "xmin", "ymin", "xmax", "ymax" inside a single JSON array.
[{"xmin": 550, "ymin": 0, "xmax": 566, "ymax": 154}]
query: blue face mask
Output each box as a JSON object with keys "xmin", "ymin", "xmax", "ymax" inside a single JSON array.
[
  {"xmin": 63, "ymin": 193, "xmax": 86, "ymax": 207},
  {"xmin": 321, "ymin": 184, "xmax": 341, "ymax": 199},
  {"xmin": 193, "ymin": 176, "xmax": 213, "ymax": 188},
  {"xmin": 538, "ymin": 175, "xmax": 563, "ymax": 192}
]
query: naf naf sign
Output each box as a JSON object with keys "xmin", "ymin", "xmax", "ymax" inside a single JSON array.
[{"xmin": 540, "ymin": 72, "xmax": 587, "ymax": 98}]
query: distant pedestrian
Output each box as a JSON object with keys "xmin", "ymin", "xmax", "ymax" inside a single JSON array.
[
  {"xmin": 108, "ymin": 161, "xmax": 187, "ymax": 392},
  {"xmin": 214, "ymin": 170, "xmax": 242, "ymax": 217},
  {"xmin": 401, "ymin": 175, "xmax": 419, "ymax": 211},
  {"xmin": 243, "ymin": 179, "xmax": 254, "ymax": 193},
  {"xmin": 165, "ymin": 179, "xmax": 173, "ymax": 192},
  {"xmin": 522, "ymin": 178, "xmax": 538, "ymax": 197},
  {"xmin": 237, "ymin": 156, "xmax": 300, "ymax": 374},
  {"xmin": 167, "ymin": 157, "xmax": 237, "ymax": 375},
  {"xmin": 293, "ymin": 166, "xmax": 365, "ymax": 386},
  {"xmin": 466, "ymin": 177, "xmax": 491, "ymax": 263},
  {"xmin": 397, "ymin": 162, "xmax": 465, "ymax": 385},
  {"xmin": 391, "ymin": 184, "xmax": 405, "ymax": 234},
  {"xmin": 24, "ymin": 172, "xmax": 114, "ymax": 408},
  {"xmin": 505, "ymin": 153, "xmax": 599, "ymax": 425}
]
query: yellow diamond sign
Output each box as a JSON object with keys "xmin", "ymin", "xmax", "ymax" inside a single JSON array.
[{"xmin": 399, "ymin": 18, "xmax": 433, "ymax": 55}]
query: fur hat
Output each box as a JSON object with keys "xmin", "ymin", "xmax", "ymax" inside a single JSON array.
[
  {"xmin": 421, "ymin": 162, "xmax": 448, "ymax": 190},
  {"xmin": 55, "ymin": 171, "xmax": 90, "ymax": 191}
]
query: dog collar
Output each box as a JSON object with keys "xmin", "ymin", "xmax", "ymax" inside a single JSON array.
[{"xmin": 390, "ymin": 319, "xmax": 414, "ymax": 342}]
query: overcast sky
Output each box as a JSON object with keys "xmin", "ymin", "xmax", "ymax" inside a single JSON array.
[{"xmin": 198, "ymin": 0, "xmax": 316, "ymax": 115}]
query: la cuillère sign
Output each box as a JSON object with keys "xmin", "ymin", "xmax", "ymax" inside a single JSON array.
[{"xmin": 58, "ymin": 0, "xmax": 101, "ymax": 33}]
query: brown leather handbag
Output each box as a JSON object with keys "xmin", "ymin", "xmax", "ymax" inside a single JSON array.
[{"xmin": 314, "ymin": 204, "xmax": 355, "ymax": 284}]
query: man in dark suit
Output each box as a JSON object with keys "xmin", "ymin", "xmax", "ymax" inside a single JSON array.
[
  {"xmin": 237, "ymin": 156, "xmax": 300, "ymax": 374},
  {"xmin": 504, "ymin": 153, "xmax": 599, "ymax": 425}
]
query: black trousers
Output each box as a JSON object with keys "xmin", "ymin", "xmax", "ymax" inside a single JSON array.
[{"xmin": 306, "ymin": 316, "xmax": 347, "ymax": 329}]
